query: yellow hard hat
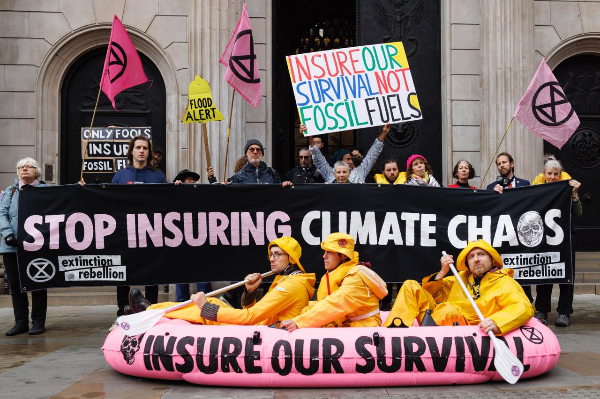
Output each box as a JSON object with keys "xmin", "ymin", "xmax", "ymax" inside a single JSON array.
[
  {"xmin": 455, "ymin": 239, "xmax": 504, "ymax": 272},
  {"xmin": 321, "ymin": 233, "xmax": 359, "ymax": 261},
  {"xmin": 268, "ymin": 236, "xmax": 304, "ymax": 272}
]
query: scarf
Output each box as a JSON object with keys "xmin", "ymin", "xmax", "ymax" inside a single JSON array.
[{"xmin": 19, "ymin": 179, "xmax": 40, "ymax": 189}]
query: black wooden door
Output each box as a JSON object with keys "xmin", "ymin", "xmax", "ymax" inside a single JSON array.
[
  {"xmin": 60, "ymin": 47, "xmax": 166, "ymax": 184},
  {"xmin": 357, "ymin": 0, "xmax": 441, "ymax": 176},
  {"xmin": 549, "ymin": 55, "xmax": 600, "ymax": 251}
]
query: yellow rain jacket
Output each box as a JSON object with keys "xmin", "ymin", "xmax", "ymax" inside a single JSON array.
[
  {"xmin": 294, "ymin": 258, "xmax": 388, "ymax": 328},
  {"xmin": 420, "ymin": 267, "xmax": 534, "ymax": 334},
  {"xmin": 374, "ymin": 171, "xmax": 407, "ymax": 185},
  {"xmin": 532, "ymin": 171, "xmax": 571, "ymax": 185},
  {"xmin": 154, "ymin": 272, "xmax": 316, "ymax": 325}
]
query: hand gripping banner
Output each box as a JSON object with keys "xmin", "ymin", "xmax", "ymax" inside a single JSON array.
[{"xmin": 17, "ymin": 182, "xmax": 572, "ymax": 291}]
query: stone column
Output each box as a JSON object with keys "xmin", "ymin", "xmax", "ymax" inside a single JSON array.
[
  {"xmin": 189, "ymin": 0, "xmax": 246, "ymax": 182},
  {"xmin": 480, "ymin": 0, "xmax": 541, "ymax": 186}
]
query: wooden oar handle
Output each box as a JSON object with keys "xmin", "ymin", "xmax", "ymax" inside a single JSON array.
[{"xmin": 161, "ymin": 270, "xmax": 276, "ymax": 313}]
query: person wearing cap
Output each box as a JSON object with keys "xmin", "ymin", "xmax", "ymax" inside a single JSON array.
[
  {"xmin": 302, "ymin": 123, "xmax": 391, "ymax": 183},
  {"xmin": 130, "ymin": 237, "xmax": 316, "ymax": 326},
  {"xmin": 151, "ymin": 145, "xmax": 165, "ymax": 172},
  {"xmin": 404, "ymin": 154, "xmax": 441, "ymax": 187},
  {"xmin": 384, "ymin": 240, "xmax": 534, "ymax": 334},
  {"xmin": 228, "ymin": 139, "xmax": 285, "ymax": 185},
  {"xmin": 332, "ymin": 149, "xmax": 355, "ymax": 170},
  {"xmin": 173, "ymin": 169, "xmax": 200, "ymax": 185},
  {"xmin": 281, "ymin": 233, "xmax": 388, "ymax": 331}
]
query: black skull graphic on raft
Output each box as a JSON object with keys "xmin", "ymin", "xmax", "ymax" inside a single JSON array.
[
  {"xmin": 517, "ymin": 211, "xmax": 544, "ymax": 248},
  {"xmin": 120, "ymin": 333, "xmax": 145, "ymax": 365}
]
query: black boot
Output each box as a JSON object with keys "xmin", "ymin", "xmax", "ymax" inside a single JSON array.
[
  {"xmin": 128, "ymin": 289, "xmax": 151, "ymax": 314},
  {"xmin": 5, "ymin": 320, "xmax": 29, "ymax": 336},
  {"xmin": 29, "ymin": 320, "xmax": 45, "ymax": 335}
]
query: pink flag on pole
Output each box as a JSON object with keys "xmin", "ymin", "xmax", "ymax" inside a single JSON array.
[
  {"xmin": 513, "ymin": 58, "xmax": 579, "ymax": 149},
  {"xmin": 220, "ymin": 3, "xmax": 262, "ymax": 107},
  {"xmin": 101, "ymin": 15, "xmax": 148, "ymax": 111}
]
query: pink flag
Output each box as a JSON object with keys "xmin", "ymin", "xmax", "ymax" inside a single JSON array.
[
  {"xmin": 101, "ymin": 15, "xmax": 148, "ymax": 111},
  {"xmin": 513, "ymin": 58, "xmax": 579, "ymax": 149},
  {"xmin": 220, "ymin": 3, "xmax": 262, "ymax": 107}
]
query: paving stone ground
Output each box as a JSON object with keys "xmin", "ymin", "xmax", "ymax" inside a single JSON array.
[{"xmin": 1, "ymin": 295, "xmax": 599, "ymax": 399}]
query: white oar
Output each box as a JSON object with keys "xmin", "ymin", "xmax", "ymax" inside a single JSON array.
[
  {"xmin": 442, "ymin": 251, "xmax": 524, "ymax": 384},
  {"xmin": 116, "ymin": 270, "xmax": 275, "ymax": 336}
]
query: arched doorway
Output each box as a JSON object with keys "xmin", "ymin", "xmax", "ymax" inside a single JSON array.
[
  {"xmin": 60, "ymin": 47, "xmax": 167, "ymax": 184},
  {"xmin": 551, "ymin": 54, "xmax": 600, "ymax": 251}
]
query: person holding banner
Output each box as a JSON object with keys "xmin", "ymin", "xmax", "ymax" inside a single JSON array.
[
  {"xmin": 404, "ymin": 154, "xmax": 441, "ymax": 187},
  {"xmin": 332, "ymin": 161, "xmax": 351, "ymax": 184},
  {"xmin": 1, "ymin": 158, "xmax": 48, "ymax": 336},
  {"xmin": 448, "ymin": 160, "xmax": 477, "ymax": 189},
  {"xmin": 281, "ymin": 233, "xmax": 388, "ymax": 331},
  {"xmin": 486, "ymin": 152, "xmax": 530, "ymax": 193},
  {"xmin": 284, "ymin": 148, "xmax": 324, "ymax": 184},
  {"xmin": 228, "ymin": 139, "xmax": 283, "ymax": 185},
  {"xmin": 129, "ymin": 237, "xmax": 316, "ymax": 327},
  {"xmin": 110, "ymin": 135, "xmax": 167, "ymax": 316},
  {"xmin": 384, "ymin": 240, "xmax": 534, "ymax": 334},
  {"xmin": 531, "ymin": 155, "xmax": 581, "ymax": 327},
  {"xmin": 374, "ymin": 158, "xmax": 407, "ymax": 185},
  {"xmin": 304, "ymin": 123, "xmax": 390, "ymax": 184}
]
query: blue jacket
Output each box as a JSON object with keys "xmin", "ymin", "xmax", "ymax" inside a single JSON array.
[
  {"xmin": 486, "ymin": 176, "xmax": 530, "ymax": 190},
  {"xmin": 229, "ymin": 161, "xmax": 282, "ymax": 184},
  {"xmin": 111, "ymin": 165, "xmax": 168, "ymax": 184},
  {"xmin": 0, "ymin": 179, "xmax": 48, "ymax": 254}
]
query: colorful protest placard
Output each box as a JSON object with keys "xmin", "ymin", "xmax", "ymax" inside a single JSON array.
[
  {"xmin": 287, "ymin": 42, "xmax": 422, "ymax": 136},
  {"xmin": 183, "ymin": 76, "xmax": 224, "ymax": 124}
]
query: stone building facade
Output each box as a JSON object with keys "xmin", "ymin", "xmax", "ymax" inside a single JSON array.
[{"xmin": 0, "ymin": 0, "xmax": 597, "ymax": 189}]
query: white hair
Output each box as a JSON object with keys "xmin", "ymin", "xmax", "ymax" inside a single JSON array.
[
  {"xmin": 16, "ymin": 157, "xmax": 42, "ymax": 179},
  {"xmin": 543, "ymin": 154, "xmax": 563, "ymax": 173},
  {"xmin": 333, "ymin": 160, "xmax": 349, "ymax": 173}
]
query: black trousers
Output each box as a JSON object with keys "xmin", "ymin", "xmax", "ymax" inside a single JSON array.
[
  {"xmin": 116, "ymin": 285, "xmax": 158, "ymax": 315},
  {"xmin": 3, "ymin": 253, "xmax": 47, "ymax": 322}
]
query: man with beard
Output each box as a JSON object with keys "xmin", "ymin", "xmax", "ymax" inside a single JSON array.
[
  {"xmin": 228, "ymin": 139, "xmax": 287, "ymax": 185},
  {"xmin": 374, "ymin": 158, "xmax": 407, "ymax": 184},
  {"xmin": 486, "ymin": 152, "xmax": 530, "ymax": 192},
  {"xmin": 284, "ymin": 147, "xmax": 324, "ymax": 184},
  {"xmin": 384, "ymin": 240, "xmax": 534, "ymax": 334}
]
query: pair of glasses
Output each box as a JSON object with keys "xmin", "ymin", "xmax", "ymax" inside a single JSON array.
[
  {"xmin": 19, "ymin": 165, "xmax": 32, "ymax": 170},
  {"xmin": 248, "ymin": 147, "xmax": 262, "ymax": 153},
  {"xmin": 299, "ymin": 156, "xmax": 310, "ymax": 159},
  {"xmin": 269, "ymin": 252, "xmax": 286, "ymax": 260}
]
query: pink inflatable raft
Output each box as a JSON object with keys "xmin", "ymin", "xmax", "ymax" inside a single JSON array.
[{"xmin": 103, "ymin": 312, "xmax": 560, "ymax": 387}]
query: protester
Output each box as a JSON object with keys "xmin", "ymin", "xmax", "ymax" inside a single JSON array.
[
  {"xmin": 228, "ymin": 139, "xmax": 283, "ymax": 184},
  {"xmin": 111, "ymin": 135, "xmax": 167, "ymax": 316},
  {"xmin": 128, "ymin": 237, "xmax": 316, "ymax": 326},
  {"xmin": 374, "ymin": 158, "xmax": 407, "ymax": 184},
  {"xmin": 284, "ymin": 147, "xmax": 324, "ymax": 184},
  {"xmin": 207, "ymin": 166, "xmax": 217, "ymax": 184},
  {"xmin": 312, "ymin": 135, "xmax": 334, "ymax": 166},
  {"xmin": 485, "ymin": 152, "xmax": 532, "ymax": 301},
  {"xmin": 331, "ymin": 161, "xmax": 351, "ymax": 184},
  {"xmin": 351, "ymin": 148, "xmax": 365, "ymax": 162},
  {"xmin": 532, "ymin": 155, "xmax": 582, "ymax": 327},
  {"xmin": 305, "ymin": 123, "xmax": 390, "ymax": 183},
  {"xmin": 332, "ymin": 149, "xmax": 354, "ymax": 170},
  {"xmin": 448, "ymin": 160, "xmax": 476, "ymax": 189},
  {"xmin": 281, "ymin": 233, "xmax": 388, "ymax": 331},
  {"xmin": 151, "ymin": 145, "xmax": 165, "ymax": 172},
  {"xmin": 0, "ymin": 158, "xmax": 48, "ymax": 336},
  {"xmin": 384, "ymin": 239, "xmax": 534, "ymax": 333},
  {"xmin": 171, "ymin": 169, "xmax": 212, "ymax": 300},
  {"xmin": 486, "ymin": 152, "xmax": 530, "ymax": 192},
  {"xmin": 404, "ymin": 154, "xmax": 441, "ymax": 187}
]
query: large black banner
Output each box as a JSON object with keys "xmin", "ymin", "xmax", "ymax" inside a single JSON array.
[{"xmin": 17, "ymin": 182, "xmax": 573, "ymax": 291}]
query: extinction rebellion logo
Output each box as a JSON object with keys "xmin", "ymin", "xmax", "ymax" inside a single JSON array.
[{"xmin": 531, "ymin": 81, "xmax": 574, "ymax": 127}]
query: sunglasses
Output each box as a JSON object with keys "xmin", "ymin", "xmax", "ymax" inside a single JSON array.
[
  {"xmin": 299, "ymin": 156, "xmax": 310, "ymax": 159},
  {"xmin": 248, "ymin": 147, "xmax": 262, "ymax": 153}
]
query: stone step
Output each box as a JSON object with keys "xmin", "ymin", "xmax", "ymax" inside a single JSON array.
[{"xmin": 0, "ymin": 290, "xmax": 173, "ymax": 308}]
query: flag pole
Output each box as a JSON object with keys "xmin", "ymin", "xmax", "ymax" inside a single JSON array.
[
  {"xmin": 223, "ymin": 90, "xmax": 236, "ymax": 182},
  {"xmin": 479, "ymin": 117, "xmax": 514, "ymax": 189},
  {"xmin": 202, "ymin": 123, "xmax": 212, "ymax": 170},
  {"xmin": 80, "ymin": 82, "xmax": 103, "ymax": 182}
]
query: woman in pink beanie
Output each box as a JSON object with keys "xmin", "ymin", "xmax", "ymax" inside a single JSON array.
[{"xmin": 404, "ymin": 154, "xmax": 441, "ymax": 187}]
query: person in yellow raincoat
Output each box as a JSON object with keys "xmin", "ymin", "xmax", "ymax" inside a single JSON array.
[
  {"xmin": 137, "ymin": 237, "xmax": 316, "ymax": 326},
  {"xmin": 281, "ymin": 233, "xmax": 388, "ymax": 331},
  {"xmin": 384, "ymin": 239, "xmax": 534, "ymax": 335},
  {"xmin": 374, "ymin": 158, "xmax": 407, "ymax": 185}
]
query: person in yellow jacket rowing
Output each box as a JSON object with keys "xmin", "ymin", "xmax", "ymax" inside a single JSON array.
[
  {"xmin": 281, "ymin": 233, "xmax": 388, "ymax": 331},
  {"xmin": 384, "ymin": 239, "xmax": 534, "ymax": 334},
  {"xmin": 134, "ymin": 237, "xmax": 316, "ymax": 326}
]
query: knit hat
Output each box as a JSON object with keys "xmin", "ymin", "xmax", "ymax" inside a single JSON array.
[
  {"xmin": 321, "ymin": 233, "xmax": 359, "ymax": 261},
  {"xmin": 455, "ymin": 239, "xmax": 504, "ymax": 272},
  {"xmin": 332, "ymin": 149, "xmax": 350, "ymax": 163},
  {"xmin": 153, "ymin": 146, "xmax": 164, "ymax": 155},
  {"xmin": 244, "ymin": 139, "xmax": 264, "ymax": 154},
  {"xmin": 406, "ymin": 154, "xmax": 426, "ymax": 171},
  {"xmin": 268, "ymin": 236, "xmax": 304, "ymax": 272},
  {"xmin": 173, "ymin": 169, "xmax": 199, "ymax": 183}
]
